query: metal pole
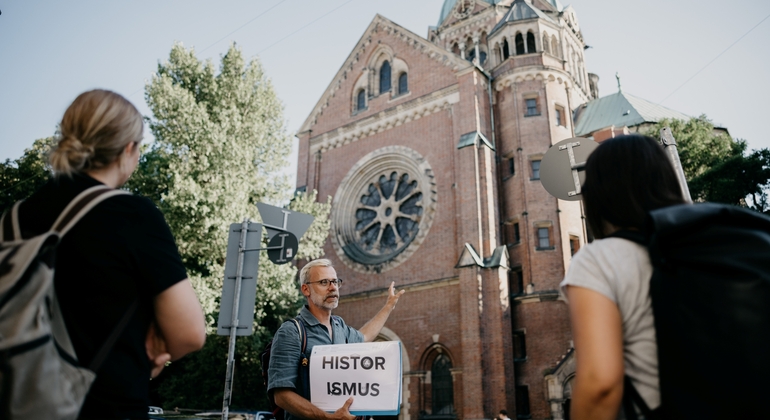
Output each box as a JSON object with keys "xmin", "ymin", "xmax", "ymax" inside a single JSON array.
[
  {"xmin": 222, "ymin": 219, "xmax": 250, "ymax": 420},
  {"xmin": 659, "ymin": 127, "xmax": 693, "ymax": 203}
]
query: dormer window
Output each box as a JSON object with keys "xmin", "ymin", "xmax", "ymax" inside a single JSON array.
[{"xmin": 379, "ymin": 61, "xmax": 391, "ymax": 94}]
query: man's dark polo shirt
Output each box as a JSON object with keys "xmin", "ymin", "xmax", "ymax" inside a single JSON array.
[{"xmin": 267, "ymin": 305, "xmax": 364, "ymax": 420}]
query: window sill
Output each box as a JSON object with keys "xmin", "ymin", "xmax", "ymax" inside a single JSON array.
[
  {"xmin": 524, "ymin": 113, "xmax": 541, "ymax": 117},
  {"xmin": 351, "ymin": 107, "xmax": 368, "ymax": 116},
  {"xmin": 514, "ymin": 357, "xmax": 527, "ymax": 363},
  {"xmin": 506, "ymin": 242, "xmax": 521, "ymax": 247},
  {"xmin": 503, "ymin": 174, "xmax": 514, "ymax": 181},
  {"xmin": 529, "ymin": 177, "xmax": 540, "ymax": 181},
  {"xmin": 535, "ymin": 246, "xmax": 555, "ymax": 251}
]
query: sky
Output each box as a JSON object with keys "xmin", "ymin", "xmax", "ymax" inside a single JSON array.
[{"xmin": 1, "ymin": 0, "xmax": 769, "ymax": 188}]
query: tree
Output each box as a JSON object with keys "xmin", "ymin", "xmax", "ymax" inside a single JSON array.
[
  {"xmin": 0, "ymin": 137, "xmax": 54, "ymax": 213},
  {"xmin": 645, "ymin": 116, "xmax": 770, "ymax": 212},
  {"xmin": 131, "ymin": 42, "xmax": 331, "ymax": 410}
]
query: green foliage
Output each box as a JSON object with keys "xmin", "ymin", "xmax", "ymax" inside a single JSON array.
[
  {"xmin": 132, "ymin": 43, "xmax": 332, "ymax": 410},
  {"xmin": 0, "ymin": 138, "xmax": 54, "ymax": 213},
  {"xmin": 645, "ymin": 116, "xmax": 770, "ymax": 212}
]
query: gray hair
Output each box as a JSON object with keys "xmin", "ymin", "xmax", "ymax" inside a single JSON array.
[{"xmin": 298, "ymin": 258, "xmax": 333, "ymax": 286}]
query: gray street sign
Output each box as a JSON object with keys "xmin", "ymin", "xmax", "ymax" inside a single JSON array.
[
  {"xmin": 217, "ymin": 222, "xmax": 262, "ymax": 336},
  {"xmin": 540, "ymin": 137, "xmax": 599, "ymax": 201},
  {"xmin": 256, "ymin": 202, "xmax": 314, "ymax": 241}
]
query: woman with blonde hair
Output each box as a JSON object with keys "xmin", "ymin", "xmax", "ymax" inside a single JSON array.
[{"xmin": 17, "ymin": 89, "xmax": 206, "ymax": 419}]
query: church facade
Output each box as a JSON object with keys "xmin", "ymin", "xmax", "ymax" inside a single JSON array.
[{"xmin": 295, "ymin": 1, "xmax": 596, "ymax": 418}]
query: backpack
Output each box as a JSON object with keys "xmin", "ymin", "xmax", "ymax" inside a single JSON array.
[
  {"xmin": 261, "ymin": 317, "xmax": 309, "ymax": 419},
  {"xmin": 0, "ymin": 185, "xmax": 136, "ymax": 420},
  {"xmin": 612, "ymin": 203, "xmax": 770, "ymax": 420}
]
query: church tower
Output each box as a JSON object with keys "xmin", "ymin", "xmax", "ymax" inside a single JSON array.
[{"xmin": 296, "ymin": 1, "xmax": 595, "ymax": 418}]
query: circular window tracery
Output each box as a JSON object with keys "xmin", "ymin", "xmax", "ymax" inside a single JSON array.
[{"xmin": 332, "ymin": 146, "xmax": 437, "ymax": 273}]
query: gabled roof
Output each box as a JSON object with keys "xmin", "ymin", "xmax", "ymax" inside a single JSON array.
[
  {"xmin": 574, "ymin": 91, "xmax": 691, "ymax": 137},
  {"xmin": 438, "ymin": 0, "xmax": 500, "ymax": 26},
  {"xmin": 490, "ymin": 0, "xmax": 555, "ymax": 35},
  {"xmin": 298, "ymin": 15, "xmax": 470, "ymax": 134}
]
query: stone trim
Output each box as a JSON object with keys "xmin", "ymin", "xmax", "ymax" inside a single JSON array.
[{"xmin": 310, "ymin": 86, "xmax": 460, "ymax": 154}]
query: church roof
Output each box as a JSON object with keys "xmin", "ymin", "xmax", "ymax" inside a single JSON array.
[
  {"xmin": 490, "ymin": 0, "xmax": 555, "ymax": 35},
  {"xmin": 438, "ymin": 0, "xmax": 500, "ymax": 26},
  {"xmin": 574, "ymin": 91, "xmax": 692, "ymax": 137}
]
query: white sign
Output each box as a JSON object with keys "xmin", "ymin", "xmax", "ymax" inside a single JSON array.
[{"xmin": 309, "ymin": 341, "xmax": 402, "ymax": 416}]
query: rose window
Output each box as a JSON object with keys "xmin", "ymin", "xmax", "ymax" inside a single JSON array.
[{"xmin": 332, "ymin": 146, "xmax": 437, "ymax": 273}]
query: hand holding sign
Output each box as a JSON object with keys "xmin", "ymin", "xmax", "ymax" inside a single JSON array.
[{"xmin": 332, "ymin": 397, "xmax": 356, "ymax": 420}]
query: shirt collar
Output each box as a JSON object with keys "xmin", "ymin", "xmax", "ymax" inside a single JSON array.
[{"xmin": 298, "ymin": 304, "xmax": 323, "ymax": 326}]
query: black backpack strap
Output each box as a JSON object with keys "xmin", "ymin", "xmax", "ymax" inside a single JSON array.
[
  {"xmin": 0, "ymin": 202, "xmax": 22, "ymax": 242},
  {"xmin": 47, "ymin": 185, "xmax": 135, "ymax": 371},
  {"xmin": 294, "ymin": 317, "xmax": 311, "ymax": 401}
]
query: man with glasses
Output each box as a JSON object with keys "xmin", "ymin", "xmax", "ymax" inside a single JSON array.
[{"xmin": 268, "ymin": 259, "xmax": 405, "ymax": 420}]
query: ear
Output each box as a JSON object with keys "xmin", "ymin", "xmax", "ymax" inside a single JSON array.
[
  {"xmin": 301, "ymin": 284, "xmax": 311, "ymax": 298},
  {"xmin": 123, "ymin": 141, "xmax": 139, "ymax": 156}
]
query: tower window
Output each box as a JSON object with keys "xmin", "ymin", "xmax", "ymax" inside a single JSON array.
[
  {"xmin": 525, "ymin": 98, "xmax": 539, "ymax": 116},
  {"xmin": 502, "ymin": 38, "xmax": 510, "ymax": 60},
  {"xmin": 526, "ymin": 32, "xmax": 536, "ymax": 53},
  {"xmin": 515, "ymin": 33, "xmax": 525, "ymax": 55},
  {"xmin": 516, "ymin": 386, "xmax": 531, "ymax": 418},
  {"xmin": 537, "ymin": 227, "xmax": 550, "ymax": 249},
  {"xmin": 379, "ymin": 61, "xmax": 391, "ymax": 94},
  {"xmin": 535, "ymin": 222, "xmax": 554, "ymax": 250},
  {"xmin": 555, "ymin": 105, "xmax": 566, "ymax": 126},
  {"xmin": 512, "ymin": 331, "xmax": 527, "ymax": 361},
  {"xmin": 570, "ymin": 235, "xmax": 581, "ymax": 256},
  {"xmin": 505, "ymin": 221, "xmax": 520, "ymax": 245},
  {"xmin": 507, "ymin": 157, "xmax": 515, "ymax": 177},
  {"xmin": 509, "ymin": 267, "xmax": 524, "ymax": 296},
  {"xmin": 530, "ymin": 160, "xmax": 541, "ymax": 180},
  {"xmin": 356, "ymin": 89, "xmax": 366, "ymax": 111},
  {"xmin": 398, "ymin": 73, "xmax": 408, "ymax": 95}
]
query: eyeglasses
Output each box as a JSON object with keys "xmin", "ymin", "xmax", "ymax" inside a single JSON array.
[{"xmin": 305, "ymin": 278, "xmax": 343, "ymax": 288}]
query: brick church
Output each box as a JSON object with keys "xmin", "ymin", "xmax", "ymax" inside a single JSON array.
[{"xmin": 296, "ymin": 1, "xmax": 601, "ymax": 419}]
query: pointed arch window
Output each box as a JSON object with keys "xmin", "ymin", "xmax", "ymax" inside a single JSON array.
[
  {"xmin": 543, "ymin": 34, "xmax": 550, "ymax": 54},
  {"xmin": 398, "ymin": 73, "xmax": 408, "ymax": 95},
  {"xmin": 432, "ymin": 354, "xmax": 454, "ymax": 415},
  {"xmin": 526, "ymin": 32, "xmax": 536, "ymax": 53},
  {"xmin": 356, "ymin": 89, "xmax": 366, "ymax": 111},
  {"xmin": 380, "ymin": 61, "xmax": 392, "ymax": 94},
  {"xmin": 515, "ymin": 33, "xmax": 525, "ymax": 55}
]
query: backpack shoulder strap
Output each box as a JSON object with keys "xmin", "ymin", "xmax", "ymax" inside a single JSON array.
[
  {"xmin": 51, "ymin": 185, "xmax": 129, "ymax": 236},
  {"xmin": 1, "ymin": 201, "xmax": 23, "ymax": 242},
  {"xmin": 294, "ymin": 317, "xmax": 308, "ymax": 354}
]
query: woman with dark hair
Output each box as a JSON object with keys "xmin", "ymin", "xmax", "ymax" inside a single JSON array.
[
  {"xmin": 559, "ymin": 134, "xmax": 686, "ymax": 420},
  {"xmin": 17, "ymin": 89, "xmax": 206, "ymax": 419}
]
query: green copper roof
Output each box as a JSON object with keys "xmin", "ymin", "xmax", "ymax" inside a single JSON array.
[
  {"xmin": 574, "ymin": 91, "xmax": 691, "ymax": 137},
  {"xmin": 438, "ymin": 0, "xmax": 500, "ymax": 26}
]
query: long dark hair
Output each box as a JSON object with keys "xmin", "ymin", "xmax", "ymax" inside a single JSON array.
[{"xmin": 582, "ymin": 134, "xmax": 686, "ymax": 239}]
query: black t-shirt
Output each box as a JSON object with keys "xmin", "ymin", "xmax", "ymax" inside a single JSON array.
[{"xmin": 19, "ymin": 174, "xmax": 187, "ymax": 419}]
